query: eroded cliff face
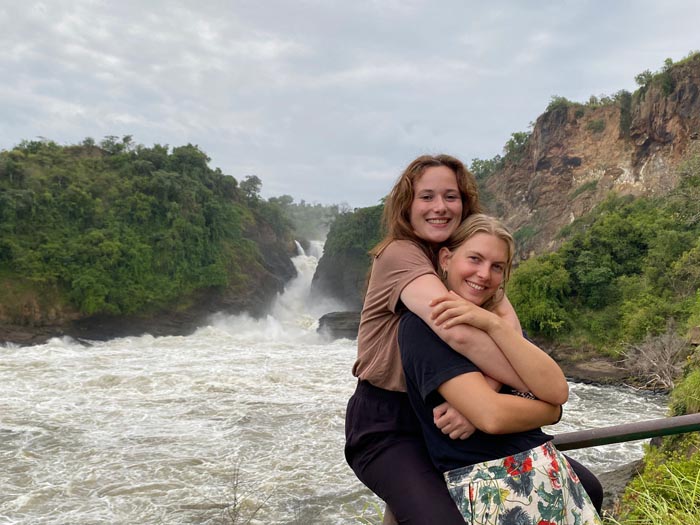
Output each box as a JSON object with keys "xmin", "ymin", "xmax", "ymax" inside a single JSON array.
[{"xmin": 485, "ymin": 55, "xmax": 700, "ymax": 256}]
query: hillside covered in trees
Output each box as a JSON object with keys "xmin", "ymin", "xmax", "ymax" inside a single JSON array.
[{"xmin": 0, "ymin": 137, "xmax": 337, "ymax": 344}]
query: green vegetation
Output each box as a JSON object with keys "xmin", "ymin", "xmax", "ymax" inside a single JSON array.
[
  {"xmin": 503, "ymin": 131, "xmax": 531, "ymax": 163},
  {"xmin": 633, "ymin": 52, "xmax": 700, "ymax": 101},
  {"xmin": 546, "ymin": 95, "xmax": 575, "ymax": 112},
  {"xmin": 618, "ymin": 90, "xmax": 633, "ymax": 138},
  {"xmin": 570, "ymin": 180, "xmax": 598, "ymax": 199},
  {"xmin": 322, "ymin": 205, "xmax": 383, "ymax": 259},
  {"xmin": 612, "ymin": 347, "xmax": 700, "ymax": 524},
  {"xmin": 509, "ymin": 152, "xmax": 700, "ymax": 355},
  {"xmin": 613, "ymin": 448, "xmax": 700, "ymax": 525},
  {"xmin": 470, "ymin": 156, "xmax": 504, "ymax": 183},
  {"xmin": 0, "ymin": 137, "xmax": 296, "ymax": 319},
  {"xmin": 544, "ymin": 92, "xmax": 628, "ymax": 114},
  {"xmin": 586, "ymin": 119, "xmax": 606, "ymax": 134},
  {"xmin": 470, "ymin": 156, "xmax": 505, "ymax": 214},
  {"xmin": 669, "ymin": 367, "xmax": 700, "ymax": 416},
  {"xmin": 351, "ymin": 501, "xmax": 384, "ymax": 525},
  {"xmin": 513, "ymin": 225, "xmax": 537, "ymax": 245}
]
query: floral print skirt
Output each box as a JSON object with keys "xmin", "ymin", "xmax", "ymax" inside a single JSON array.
[{"xmin": 444, "ymin": 441, "xmax": 602, "ymax": 525}]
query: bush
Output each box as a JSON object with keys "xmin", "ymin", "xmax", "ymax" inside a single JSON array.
[
  {"xmin": 619, "ymin": 293, "xmax": 675, "ymax": 343},
  {"xmin": 617, "ymin": 90, "xmax": 633, "ymax": 138},
  {"xmin": 546, "ymin": 95, "xmax": 573, "ymax": 112},
  {"xmin": 503, "ymin": 131, "xmax": 531, "ymax": 162},
  {"xmin": 669, "ymin": 366, "xmax": 700, "ymax": 416},
  {"xmin": 586, "ymin": 119, "xmax": 606, "ymax": 133},
  {"xmin": 509, "ymin": 253, "xmax": 570, "ymax": 337},
  {"xmin": 570, "ymin": 180, "xmax": 598, "ymax": 199},
  {"xmin": 621, "ymin": 321, "xmax": 692, "ymax": 391}
]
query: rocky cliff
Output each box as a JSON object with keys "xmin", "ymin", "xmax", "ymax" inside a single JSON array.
[
  {"xmin": 487, "ymin": 53, "xmax": 700, "ymax": 256},
  {"xmin": 310, "ymin": 204, "xmax": 382, "ymax": 311}
]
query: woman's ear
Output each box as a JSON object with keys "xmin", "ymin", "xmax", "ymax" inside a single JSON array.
[{"xmin": 438, "ymin": 247, "xmax": 452, "ymax": 273}]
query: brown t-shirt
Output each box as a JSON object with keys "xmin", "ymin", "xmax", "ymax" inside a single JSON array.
[{"xmin": 352, "ymin": 240, "xmax": 438, "ymax": 392}]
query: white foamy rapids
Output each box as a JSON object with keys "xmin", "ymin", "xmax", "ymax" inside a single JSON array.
[{"xmin": 0, "ymin": 244, "xmax": 669, "ymax": 524}]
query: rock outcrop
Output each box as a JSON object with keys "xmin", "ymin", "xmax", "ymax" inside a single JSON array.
[
  {"xmin": 311, "ymin": 250, "xmax": 367, "ymax": 311},
  {"xmin": 485, "ymin": 54, "xmax": 700, "ymax": 256},
  {"xmin": 598, "ymin": 459, "xmax": 644, "ymax": 516},
  {"xmin": 317, "ymin": 311, "xmax": 361, "ymax": 340}
]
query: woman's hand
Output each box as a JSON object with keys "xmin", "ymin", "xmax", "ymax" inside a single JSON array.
[
  {"xmin": 432, "ymin": 401, "xmax": 476, "ymax": 440},
  {"xmin": 429, "ymin": 291, "xmax": 495, "ymax": 332}
]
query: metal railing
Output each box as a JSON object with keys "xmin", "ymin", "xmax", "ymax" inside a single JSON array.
[
  {"xmin": 381, "ymin": 413, "xmax": 700, "ymax": 525},
  {"xmin": 552, "ymin": 412, "xmax": 700, "ymax": 451}
]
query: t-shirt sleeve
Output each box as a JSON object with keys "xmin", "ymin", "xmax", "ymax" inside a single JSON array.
[
  {"xmin": 378, "ymin": 241, "xmax": 438, "ymax": 314},
  {"xmin": 399, "ymin": 312, "xmax": 480, "ymax": 402}
]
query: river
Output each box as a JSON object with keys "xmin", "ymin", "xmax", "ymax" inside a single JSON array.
[{"xmin": 0, "ymin": 243, "xmax": 668, "ymax": 524}]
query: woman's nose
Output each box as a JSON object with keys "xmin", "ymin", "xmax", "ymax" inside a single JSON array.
[{"xmin": 432, "ymin": 197, "xmax": 447, "ymax": 213}]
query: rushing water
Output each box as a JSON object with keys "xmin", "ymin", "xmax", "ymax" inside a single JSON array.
[{"xmin": 0, "ymin": 243, "xmax": 668, "ymax": 524}]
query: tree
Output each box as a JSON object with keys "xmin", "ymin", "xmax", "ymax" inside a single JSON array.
[
  {"xmin": 509, "ymin": 253, "xmax": 571, "ymax": 336},
  {"xmin": 635, "ymin": 69, "xmax": 653, "ymax": 88},
  {"xmin": 240, "ymin": 175, "xmax": 262, "ymax": 202},
  {"xmin": 503, "ymin": 131, "xmax": 530, "ymax": 162},
  {"xmin": 470, "ymin": 156, "xmax": 503, "ymax": 182}
]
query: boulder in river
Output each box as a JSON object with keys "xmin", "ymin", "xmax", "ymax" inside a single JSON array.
[{"xmin": 317, "ymin": 311, "xmax": 361, "ymax": 340}]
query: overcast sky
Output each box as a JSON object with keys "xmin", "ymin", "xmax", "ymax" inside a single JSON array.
[{"xmin": 2, "ymin": 1, "xmax": 699, "ymax": 208}]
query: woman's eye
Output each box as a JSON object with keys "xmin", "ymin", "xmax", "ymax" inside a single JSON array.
[
  {"xmin": 445, "ymin": 194, "xmax": 459, "ymax": 201},
  {"xmin": 493, "ymin": 265, "xmax": 505, "ymax": 273}
]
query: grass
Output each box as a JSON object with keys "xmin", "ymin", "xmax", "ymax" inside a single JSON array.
[
  {"xmin": 608, "ymin": 459, "xmax": 700, "ymax": 524},
  {"xmin": 351, "ymin": 501, "xmax": 385, "ymax": 525}
]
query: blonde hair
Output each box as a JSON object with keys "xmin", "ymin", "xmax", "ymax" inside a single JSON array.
[
  {"xmin": 440, "ymin": 214, "xmax": 515, "ymax": 310},
  {"xmin": 371, "ymin": 154, "xmax": 481, "ymax": 260}
]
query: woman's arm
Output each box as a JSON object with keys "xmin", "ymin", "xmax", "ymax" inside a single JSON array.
[
  {"xmin": 438, "ymin": 371, "xmax": 561, "ymax": 434},
  {"xmin": 431, "ymin": 293, "xmax": 569, "ymax": 405},
  {"xmin": 490, "ymin": 294, "xmax": 521, "ymax": 333},
  {"xmin": 401, "ymin": 274, "xmax": 528, "ymax": 391}
]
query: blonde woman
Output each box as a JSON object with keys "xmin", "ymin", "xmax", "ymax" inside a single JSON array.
[{"xmin": 399, "ymin": 215, "xmax": 601, "ymax": 524}]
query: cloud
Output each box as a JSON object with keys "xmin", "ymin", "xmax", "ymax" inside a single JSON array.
[{"xmin": 2, "ymin": 0, "xmax": 700, "ymax": 207}]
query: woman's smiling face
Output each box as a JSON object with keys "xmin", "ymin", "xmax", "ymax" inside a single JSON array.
[
  {"xmin": 409, "ymin": 166, "xmax": 463, "ymax": 244},
  {"xmin": 439, "ymin": 232, "xmax": 508, "ymax": 306}
]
